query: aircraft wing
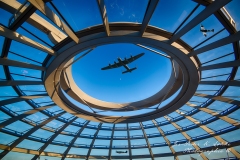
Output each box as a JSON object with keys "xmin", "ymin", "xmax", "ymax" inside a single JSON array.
[
  {"xmin": 123, "ymin": 53, "xmax": 145, "ymax": 64},
  {"xmin": 101, "ymin": 61, "xmax": 121, "ymax": 70}
]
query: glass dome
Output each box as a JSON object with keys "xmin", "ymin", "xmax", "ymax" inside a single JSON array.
[{"xmin": 0, "ymin": 0, "xmax": 240, "ymax": 160}]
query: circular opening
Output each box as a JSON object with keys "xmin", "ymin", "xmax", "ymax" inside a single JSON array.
[{"xmin": 71, "ymin": 43, "xmax": 172, "ymax": 103}]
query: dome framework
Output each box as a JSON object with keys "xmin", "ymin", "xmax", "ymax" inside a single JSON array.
[{"xmin": 0, "ymin": 0, "xmax": 240, "ymax": 160}]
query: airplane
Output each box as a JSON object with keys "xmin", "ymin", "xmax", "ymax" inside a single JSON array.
[
  {"xmin": 116, "ymin": 151, "xmax": 128, "ymax": 154},
  {"xmin": 101, "ymin": 53, "xmax": 144, "ymax": 74},
  {"xmin": 200, "ymin": 24, "xmax": 214, "ymax": 37}
]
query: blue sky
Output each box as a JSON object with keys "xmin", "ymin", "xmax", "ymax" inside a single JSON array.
[{"xmin": 0, "ymin": 0, "xmax": 240, "ymax": 159}]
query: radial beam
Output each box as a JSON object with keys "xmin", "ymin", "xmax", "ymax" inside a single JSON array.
[
  {"xmin": 199, "ymin": 60, "xmax": 240, "ymax": 71},
  {"xmin": 176, "ymin": 110, "xmax": 240, "ymax": 158},
  {"xmin": 0, "ymin": 104, "xmax": 54, "ymax": 129},
  {"xmin": 0, "ymin": 94, "xmax": 48, "ymax": 106},
  {"xmin": 152, "ymin": 119, "xmax": 179, "ymax": 160},
  {"xmin": 194, "ymin": 92, "xmax": 240, "ymax": 106},
  {"xmin": 0, "ymin": 111, "xmax": 65, "ymax": 159},
  {"xmin": 31, "ymin": 117, "xmax": 77, "ymax": 160},
  {"xmin": 108, "ymin": 124, "xmax": 115, "ymax": 160},
  {"xmin": 140, "ymin": 122, "xmax": 154, "ymax": 160},
  {"xmin": 127, "ymin": 123, "xmax": 132, "ymax": 160},
  {"xmin": 0, "ymin": 58, "xmax": 45, "ymax": 71},
  {"xmin": 27, "ymin": 0, "xmax": 79, "ymax": 44},
  {"xmin": 0, "ymin": 80, "xmax": 43, "ymax": 86},
  {"xmin": 0, "ymin": 25, "xmax": 55, "ymax": 55},
  {"xmin": 188, "ymin": 31, "xmax": 240, "ymax": 57},
  {"xmin": 97, "ymin": 0, "xmax": 110, "ymax": 36},
  {"xmin": 163, "ymin": 116, "xmax": 208, "ymax": 160},
  {"xmin": 200, "ymin": 80, "xmax": 240, "ymax": 86},
  {"xmin": 186, "ymin": 102, "xmax": 240, "ymax": 128},
  {"xmin": 61, "ymin": 121, "xmax": 90, "ymax": 160},
  {"xmin": 168, "ymin": 0, "xmax": 231, "ymax": 44},
  {"xmin": 86, "ymin": 123, "xmax": 102, "ymax": 160},
  {"xmin": 139, "ymin": 0, "xmax": 159, "ymax": 36}
]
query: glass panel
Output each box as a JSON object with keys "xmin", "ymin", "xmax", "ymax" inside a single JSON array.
[
  {"xmin": 114, "ymin": 131, "xmax": 127, "ymax": 137},
  {"xmin": 68, "ymin": 147, "xmax": 88, "ymax": 155},
  {"xmin": 151, "ymin": 146, "xmax": 171, "ymax": 154},
  {"xmin": 52, "ymin": 0, "xmax": 102, "ymax": 31},
  {"xmin": 144, "ymin": 127, "xmax": 159, "ymax": 135},
  {"xmin": 131, "ymin": 148, "xmax": 150, "ymax": 156},
  {"xmin": 53, "ymin": 134, "xmax": 74, "ymax": 143},
  {"xmin": 129, "ymin": 129, "xmax": 143, "ymax": 136},
  {"xmin": 94, "ymin": 139, "xmax": 110, "ymax": 146},
  {"xmin": 3, "ymin": 152, "xmax": 34, "ymax": 160},
  {"xmin": 0, "ymin": 8, "xmax": 13, "ymax": 26},
  {"xmin": 44, "ymin": 144, "xmax": 67, "ymax": 153},
  {"xmin": 220, "ymin": 130, "xmax": 240, "ymax": 142},
  {"xmin": 5, "ymin": 120, "xmax": 32, "ymax": 132},
  {"xmin": 90, "ymin": 149, "xmax": 108, "ymax": 156},
  {"xmin": 206, "ymin": 119, "xmax": 232, "ymax": 131},
  {"xmin": 0, "ymin": 132, "xmax": 18, "ymax": 145},
  {"xmin": 75, "ymin": 138, "xmax": 92, "ymax": 145},
  {"xmin": 166, "ymin": 133, "xmax": 185, "ymax": 142},
  {"xmin": 16, "ymin": 139, "xmax": 44, "ymax": 150},
  {"xmin": 175, "ymin": 119, "xmax": 194, "ymax": 127},
  {"xmin": 186, "ymin": 128, "xmax": 208, "ymax": 137},
  {"xmin": 149, "ymin": 0, "xmax": 197, "ymax": 32},
  {"xmin": 160, "ymin": 124, "xmax": 176, "ymax": 132},
  {"xmin": 181, "ymin": 15, "xmax": 226, "ymax": 47},
  {"xmin": 105, "ymin": 0, "xmax": 149, "ymax": 23},
  {"xmin": 9, "ymin": 40, "xmax": 48, "ymax": 63},
  {"xmin": 31, "ymin": 129, "xmax": 54, "ymax": 139},
  {"xmin": 148, "ymin": 137, "xmax": 165, "ymax": 145},
  {"xmin": 131, "ymin": 138, "xmax": 147, "ymax": 145}
]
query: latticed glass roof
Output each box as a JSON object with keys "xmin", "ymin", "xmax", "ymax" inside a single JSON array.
[{"xmin": 0, "ymin": 0, "xmax": 240, "ymax": 160}]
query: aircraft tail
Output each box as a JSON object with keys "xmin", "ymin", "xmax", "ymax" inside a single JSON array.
[
  {"xmin": 211, "ymin": 29, "xmax": 214, "ymax": 32},
  {"xmin": 122, "ymin": 67, "xmax": 137, "ymax": 74}
]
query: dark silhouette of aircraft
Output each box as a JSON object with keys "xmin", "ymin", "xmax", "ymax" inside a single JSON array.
[
  {"xmin": 116, "ymin": 151, "xmax": 128, "ymax": 154},
  {"xmin": 200, "ymin": 24, "xmax": 214, "ymax": 37},
  {"xmin": 101, "ymin": 53, "xmax": 144, "ymax": 74}
]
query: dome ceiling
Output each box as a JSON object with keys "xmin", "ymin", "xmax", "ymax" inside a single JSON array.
[{"xmin": 0, "ymin": 0, "xmax": 240, "ymax": 160}]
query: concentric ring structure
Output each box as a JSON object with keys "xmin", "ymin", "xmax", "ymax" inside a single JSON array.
[{"xmin": 0, "ymin": 0, "xmax": 240, "ymax": 160}]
